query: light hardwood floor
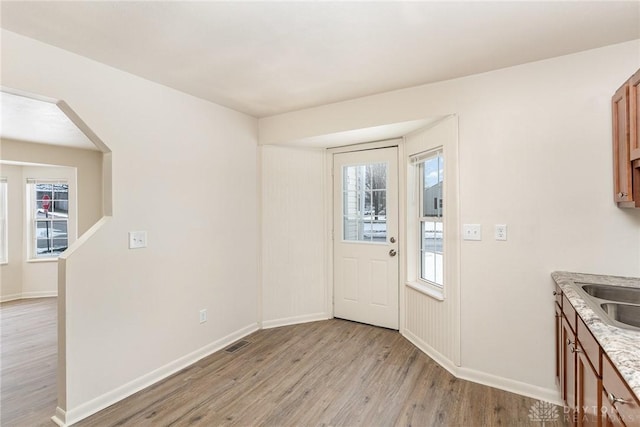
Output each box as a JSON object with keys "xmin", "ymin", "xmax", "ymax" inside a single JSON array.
[
  {"xmin": 2, "ymin": 299, "xmax": 566, "ymax": 426},
  {"xmin": 1, "ymin": 297, "xmax": 57, "ymax": 427}
]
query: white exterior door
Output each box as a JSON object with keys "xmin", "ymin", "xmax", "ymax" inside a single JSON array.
[{"xmin": 333, "ymin": 147, "xmax": 399, "ymax": 330}]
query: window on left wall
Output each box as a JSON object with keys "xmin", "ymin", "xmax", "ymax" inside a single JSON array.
[
  {"xmin": 27, "ymin": 179, "xmax": 69, "ymax": 258},
  {"xmin": 0, "ymin": 177, "xmax": 7, "ymax": 264}
]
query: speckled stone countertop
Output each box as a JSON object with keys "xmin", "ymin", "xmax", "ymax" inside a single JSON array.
[{"xmin": 552, "ymin": 271, "xmax": 640, "ymax": 401}]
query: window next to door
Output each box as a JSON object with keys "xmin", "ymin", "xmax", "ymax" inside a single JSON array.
[
  {"xmin": 418, "ymin": 150, "xmax": 444, "ymax": 287},
  {"xmin": 407, "ymin": 146, "xmax": 447, "ymax": 301},
  {"xmin": 27, "ymin": 179, "xmax": 69, "ymax": 259}
]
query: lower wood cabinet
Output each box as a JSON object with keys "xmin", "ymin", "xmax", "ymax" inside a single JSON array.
[
  {"xmin": 601, "ymin": 388, "xmax": 626, "ymax": 427},
  {"xmin": 602, "ymin": 354, "xmax": 640, "ymax": 426},
  {"xmin": 576, "ymin": 318, "xmax": 601, "ymax": 427},
  {"xmin": 562, "ymin": 315, "xmax": 577, "ymax": 424},
  {"xmin": 555, "ymin": 289, "xmax": 640, "ymax": 427}
]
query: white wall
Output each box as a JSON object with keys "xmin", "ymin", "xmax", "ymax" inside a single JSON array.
[
  {"xmin": 260, "ymin": 145, "xmax": 328, "ymax": 327},
  {"xmin": 259, "ymin": 40, "xmax": 640, "ymax": 400},
  {"xmin": 2, "ymin": 29, "xmax": 259, "ymax": 425}
]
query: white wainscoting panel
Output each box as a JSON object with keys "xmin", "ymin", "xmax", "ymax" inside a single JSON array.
[{"xmin": 261, "ymin": 145, "xmax": 328, "ymax": 325}]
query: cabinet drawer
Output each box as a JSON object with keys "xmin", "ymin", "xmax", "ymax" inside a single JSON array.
[
  {"xmin": 602, "ymin": 353, "xmax": 640, "ymax": 425},
  {"xmin": 563, "ymin": 295, "xmax": 577, "ymax": 332},
  {"xmin": 577, "ymin": 317, "xmax": 600, "ymax": 375}
]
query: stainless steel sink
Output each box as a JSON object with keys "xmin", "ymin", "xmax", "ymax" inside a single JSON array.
[
  {"xmin": 573, "ymin": 282, "xmax": 640, "ymax": 331},
  {"xmin": 581, "ymin": 284, "xmax": 640, "ymax": 305},
  {"xmin": 600, "ymin": 303, "xmax": 640, "ymax": 329}
]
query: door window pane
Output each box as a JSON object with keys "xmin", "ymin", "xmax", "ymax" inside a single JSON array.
[{"xmin": 343, "ymin": 163, "xmax": 387, "ymax": 242}]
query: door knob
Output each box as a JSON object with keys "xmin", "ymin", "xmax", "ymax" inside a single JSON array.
[
  {"xmin": 390, "ymin": 237, "xmax": 396, "ymax": 243},
  {"xmin": 389, "ymin": 249, "xmax": 397, "ymax": 257}
]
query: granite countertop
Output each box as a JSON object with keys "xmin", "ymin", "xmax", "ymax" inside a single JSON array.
[{"xmin": 552, "ymin": 271, "xmax": 640, "ymax": 401}]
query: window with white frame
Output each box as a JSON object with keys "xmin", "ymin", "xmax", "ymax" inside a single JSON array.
[
  {"xmin": 27, "ymin": 179, "xmax": 69, "ymax": 258},
  {"xmin": 0, "ymin": 177, "xmax": 7, "ymax": 264},
  {"xmin": 416, "ymin": 150, "xmax": 444, "ymax": 287}
]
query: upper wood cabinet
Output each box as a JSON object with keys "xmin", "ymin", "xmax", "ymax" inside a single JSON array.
[
  {"xmin": 629, "ymin": 71, "xmax": 640, "ymax": 161},
  {"xmin": 613, "ymin": 68, "xmax": 640, "ymax": 208}
]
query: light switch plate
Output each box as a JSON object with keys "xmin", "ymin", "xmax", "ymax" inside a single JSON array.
[
  {"xmin": 128, "ymin": 231, "xmax": 147, "ymax": 249},
  {"xmin": 462, "ymin": 224, "xmax": 482, "ymax": 241}
]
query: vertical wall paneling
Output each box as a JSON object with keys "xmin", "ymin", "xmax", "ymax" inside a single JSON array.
[
  {"xmin": 402, "ymin": 116, "xmax": 461, "ymax": 371},
  {"xmin": 261, "ymin": 145, "xmax": 329, "ymax": 327}
]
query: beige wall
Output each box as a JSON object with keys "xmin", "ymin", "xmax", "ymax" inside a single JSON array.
[
  {"xmin": 2, "ymin": 29, "xmax": 259, "ymax": 424},
  {"xmin": 1, "ymin": 139, "xmax": 103, "ymax": 235},
  {"xmin": 0, "ymin": 141, "xmax": 102, "ymax": 301},
  {"xmin": 1, "ymin": 164, "xmax": 23, "ymax": 299},
  {"xmin": 259, "ymin": 39, "xmax": 640, "ymax": 402}
]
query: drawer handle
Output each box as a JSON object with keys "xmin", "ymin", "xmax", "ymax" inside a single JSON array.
[
  {"xmin": 553, "ymin": 290, "xmax": 561, "ymax": 296},
  {"xmin": 567, "ymin": 339, "xmax": 575, "ymax": 346},
  {"xmin": 570, "ymin": 345, "xmax": 582, "ymax": 354},
  {"xmin": 618, "ymin": 192, "xmax": 628, "ymax": 198},
  {"xmin": 608, "ymin": 392, "xmax": 629, "ymax": 405}
]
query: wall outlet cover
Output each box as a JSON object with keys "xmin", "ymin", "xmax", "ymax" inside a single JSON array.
[
  {"xmin": 462, "ymin": 224, "xmax": 482, "ymax": 241},
  {"xmin": 128, "ymin": 231, "xmax": 147, "ymax": 249}
]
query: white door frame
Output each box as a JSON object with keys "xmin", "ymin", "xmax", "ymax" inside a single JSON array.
[{"xmin": 324, "ymin": 139, "xmax": 406, "ymax": 331}]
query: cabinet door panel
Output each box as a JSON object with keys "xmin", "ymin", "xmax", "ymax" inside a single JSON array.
[
  {"xmin": 603, "ymin": 354, "xmax": 640, "ymax": 425},
  {"xmin": 556, "ymin": 303, "xmax": 562, "ymax": 387},
  {"xmin": 563, "ymin": 316, "xmax": 577, "ymax": 425},
  {"xmin": 613, "ymin": 83, "xmax": 632, "ymax": 203},
  {"xmin": 602, "ymin": 389, "xmax": 627, "ymax": 427},
  {"xmin": 630, "ymin": 70, "xmax": 640, "ymax": 161},
  {"xmin": 577, "ymin": 349, "xmax": 600, "ymax": 427}
]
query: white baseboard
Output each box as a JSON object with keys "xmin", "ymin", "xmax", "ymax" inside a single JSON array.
[
  {"xmin": 402, "ymin": 328, "xmax": 459, "ymax": 377},
  {"xmin": 1, "ymin": 291, "xmax": 57, "ymax": 303},
  {"xmin": 0, "ymin": 293, "xmax": 22, "ymax": 303},
  {"xmin": 61, "ymin": 322, "xmax": 260, "ymax": 426},
  {"xmin": 402, "ymin": 329, "xmax": 562, "ymax": 406},
  {"xmin": 51, "ymin": 407, "xmax": 66, "ymax": 426},
  {"xmin": 262, "ymin": 312, "xmax": 331, "ymax": 329},
  {"xmin": 457, "ymin": 366, "xmax": 563, "ymax": 406},
  {"xmin": 21, "ymin": 291, "xmax": 57, "ymax": 299}
]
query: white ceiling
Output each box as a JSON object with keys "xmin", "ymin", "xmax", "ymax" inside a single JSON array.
[
  {"xmin": 0, "ymin": 91, "xmax": 99, "ymax": 151},
  {"xmin": 1, "ymin": 1, "xmax": 639, "ymax": 119}
]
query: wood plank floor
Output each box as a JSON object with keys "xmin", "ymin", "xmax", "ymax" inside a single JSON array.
[
  {"xmin": 1, "ymin": 297, "xmax": 57, "ymax": 427},
  {"xmin": 79, "ymin": 320, "xmax": 565, "ymax": 427},
  {"xmin": 1, "ymin": 300, "xmax": 567, "ymax": 426}
]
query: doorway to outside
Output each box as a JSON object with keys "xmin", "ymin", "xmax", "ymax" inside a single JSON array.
[{"xmin": 333, "ymin": 146, "xmax": 399, "ymax": 330}]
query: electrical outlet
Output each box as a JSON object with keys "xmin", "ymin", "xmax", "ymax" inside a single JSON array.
[
  {"xmin": 199, "ymin": 309, "xmax": 207, "ymax": 324},
  {"xmin": 128, "ymin": 231, "xmax": 147, "ymax": 249},
  {"xmin": 462, "ymin": 224, "xmax": 482, "ymax": 241},
  {"xmin": 495, "ymin": 224, "xmax": 507, "ymax": 241}
]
